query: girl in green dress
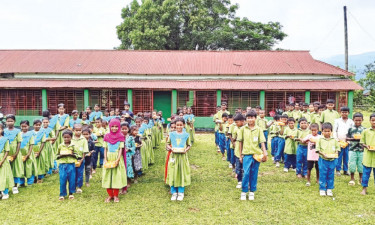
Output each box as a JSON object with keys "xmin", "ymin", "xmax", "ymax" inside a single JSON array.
[
  {"xmin": 4, "ymin": 114, "xmax": 22, "ymax": 194},
  {"xmin": 166, "ymin": 117, "xmax": 191, "ymax": 201},
  {"xmin": 19, "ymin": 120, "xmax": 37, "ymax": 186},
  {"xmin": 41, "ymin": 117, "xmax": 57, "ymax": 175},
  {"xmin": 102, "ymin": 119, "xmax": 127, "ymax": 203},
  {"xmin": 0, "ymin": 124, "xmax": 14, "ymax": 200},
  {"xmin": 32, "ymin": 119, "xmax": 47, "ymax": 183}
]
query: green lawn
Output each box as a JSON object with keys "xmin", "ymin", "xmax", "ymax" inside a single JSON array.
[{"xmin": 1, "ymin": 134, "xmax": 375, "ymax": 224}]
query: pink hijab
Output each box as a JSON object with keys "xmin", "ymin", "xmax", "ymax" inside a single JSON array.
[{"xmin": 104, "ymin": 119, "xmax": 124, "ymax": 145}]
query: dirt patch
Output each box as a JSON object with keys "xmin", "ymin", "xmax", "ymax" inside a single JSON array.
[
  {"xmin": 188, "ymin": 208, "xmax": 200, "ymax": 212},
  {"xmin": 190, "ymin": 164, "xmax": 200, "ymax": 170}
]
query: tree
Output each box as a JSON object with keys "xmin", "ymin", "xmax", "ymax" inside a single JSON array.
[
  {"xmin": 354, "ymin": 61, "xmax": 375, "ymax": 110},
  {"xmin": 116, "ymin": 0, "xmax": 287, "ymax": 50}
]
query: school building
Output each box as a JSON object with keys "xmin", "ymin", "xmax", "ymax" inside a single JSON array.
[{"xmin": 0, "ymin": 50, "xmax": 362, "ymax": 128}]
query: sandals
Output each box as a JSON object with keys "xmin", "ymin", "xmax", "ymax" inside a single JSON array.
[
  {"xmin": 59, "ymin": 196, "xmax": 64, "ymax": 201},
  {"xmin": 306, "ymin": 182, "xmax": 311, "ymax": 187},
  {"xmin": 348, "ymin": 180, "xmax": 355, "ymax": 186},
  {"xmin": 114, "ymin": 197, "xmax": 120, "ymax": 203},
  {"xmin": 105, "ymin": 197, "xmax": 113, "ymax": 203},
  {"xmin": 69, "ymin": 195, "xmax": 74, "ymax": 200}
]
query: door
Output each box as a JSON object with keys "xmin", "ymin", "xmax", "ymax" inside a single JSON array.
[{"xmin": 153, "ymin": 91, "xmax": 172, "ymax": 122}]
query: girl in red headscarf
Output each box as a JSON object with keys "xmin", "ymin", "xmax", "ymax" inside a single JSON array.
[{"xmin": 102, "ymin": 119, "xmax": 127, "ymax": 203}]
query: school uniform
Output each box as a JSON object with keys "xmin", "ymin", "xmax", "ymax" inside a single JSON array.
[
  {"xmin": 20, "ymin": 131, "xmax": 37, "ymax": 186},
  {"xmin": 89, "ymin": 111, "xmax": 103, "ymax": 122},
  {"xmin": 233, "ymin": 125, "xmax": 243, "ymax": 182},
  {"xmin": 292, "ymin": 110, "xmax": 302, "ymax": 122},
  {"xmin": 0, "ymin": 138, "xmax": 14, "ymax": 196},
  {"xmin": 4, "ymin": 128, "xmax": 23, "ymax": 185},
  {"xmin": 269, "ymin": 123, "xmax": 281, "ymax": 158},
  {"xmin": 316, "ymin": 137, "xmax": 340, "ymax": 191},
  {"xmin": 166, "ymin": 131, "xmax": 191, "ymax": 194},
  {"xmin": 301, "ymin": 111, "xmax": 311, "ymax": 123},
  {"xmin": 57, "ymin": 143, "xmax": 79, "ymax": 197},
  {"xmin": 85, "ymin": 137, "xmax": 95, "ymax": 184},
  {"xmin": 139, "ymin": 123, "xmax": 149, "ymax": 170},
  {"xmin": 227, "ymin": 123, "xmax": 236, "ymax": 165},
  {"xmin": 69, "ymin": 118, "xmax": 82, "ymax": 128},
  {"xmin": 360, "ymin": 128, "xmax": 375, "ymax": 187},
  {"xmin": 32, "ymin": 130, "xmax": 47, "ymax": 180},
  {"xmin": 347, "ymin": 125, "xmax": 365, "ymax": 174},
  {"xmin": 303, "ymin": 134, "xmax": 321, "ymax": 170},
  {"xmin": 213, "ymin": 113, "xmax": 219, "ymax": 146},
  {"xmin": 296, "ymin": 128, "xmax": 311, "ymax": 176},
  {"xmin": 237, "ymin": 125, "xmax": 266, "ymax": 193},
  {"xmin": 102, "ymin": 141, "xmax": 127, "ymax": 189},
  {"xmin": 218, "ymin": 122, "xmax": 227, "ymax": 155},
  {"xmin": 125, "ymin": 136, "xmax": 136, "ymax": 179},
  {"xmin": 333, "ymin": 117, "xmax": 354, "ymax": 173},
  {"xmin": 92, "ymin": 126, "xmax": 106, "ymax": 169},
  {"xmin": 40, "ymin": 127, "xmax": 56, "ymax": 175},
  {"xmin": 275, "ymin": 128, "xmax": 286, "ymax": 163},
  {"xmin": 320, "ymin": 109, "xmax": 340, "ymax": 126},
  {"xmin": 256, "ymin": 117, "xmax": 269, "ymax": 150},
  {"xmin": 283, "ymin": 127, "xmax": 298, "ymax": 169},
  {"xmin": 71, "ymin": 135, "xmax": 89, "ymax": 189},
  {"xmin": 55, "ymin": 114, "xmax": 70, "ymax": 148}
]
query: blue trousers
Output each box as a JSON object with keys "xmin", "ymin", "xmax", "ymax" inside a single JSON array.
[
  {"xmin": 20, "ymin": 175, "xmax": 35, "ymax": 186},
  {"xmin": 171, "ymin": 186, "xmax": 185, "ymax": 194},
  {"xmin": 218, "ymin": 133, "xmax": 226, "ymax": 154},
  {"xmin": 319, "ymin": 158, "xmax": 336, "ymax": 191},
  {"xmin": 235, "ymin": 156, "xmax": 243, "ymax": 182},
  {"xmin": 2, "ymin": 188, "xmax": 9, "ymax": 195},
  {"xmin": 336, "ymin": 146, "xmax": 349, "ymax": 172},
  {"xmin": 59, "ymin": 163, "xmax": 76, "ymax": 197},
  {"xmin": 226, "ymin": 138, "xmax": 231, "ymax": 161},
  {"xmin": 14, "ymin": 177, "xmax": 21, "ymax": 185},
  {"xmin": 230, "ymin": 149, "xmax": 235, "ymax": 165},
  {"xmin": 263, "ymin": 131, "xmax": 268, "ymax": 150},
  {"xmin": 92, "ymin": 146, "xmax": 104, "ymax": 169},
  {"xmin": 361, "ymin": 165, "xmax": 375, "ymax": 188},
  {"xmin": 284, "ymin": 154, "xmax": 296, "ymax": 169},
  {"xmin": 242, "ymin": 155, "xmax": 260, "ymax": 193},
  {"xmin": 275, "ymin": 138, "xmax": 285, "ymax": 162},
  {"xmin": 75, "ymin": 159, "xmax": 85, "ymax": 188},
  {"xmin": 271, "ymin": 137, "xmax": 279, "ymax": 157},
  {"xmin": 38, "ymin": 175, "xmax": 45, "ymax": 179},
  {"xmin": 215, "ymin": 131, "xmax": 219, "ymax": 145},
  {"xmin": 296, "ymin": 145, "xmax": 308, "ymax": 176}
]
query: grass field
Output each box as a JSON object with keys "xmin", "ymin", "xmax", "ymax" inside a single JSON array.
[{"xmin": 1, "ymin": 133, "xmax": 375, "ymax": 224}]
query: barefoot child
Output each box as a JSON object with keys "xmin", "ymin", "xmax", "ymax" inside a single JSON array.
[
  {"xmin": 238, "ymin": 110, "xmax": 267, "ymax": 201},
  {"xmin": 346, "ymin": 112, "xmax": 365, "ymax": 185},
  {"xmin": 4, "ymin": 115, "xmax": 22, "ymax": 194},
  {"xmin": 0, "ymin": 124, "xmax": 14, "ymax": 200},
  {"xmin": 360, "ymin": 113, "xmax": 375, "ymax": 195},
  {"xmin": 316, "ymin": 123, "xmax": 340, "ymax": 196},
  {"xmin": 302, "ymin": 123, "xmax": 321, "ymax": 186},
  {"xmin": 19, "ymin": 120, "xmax": 37, "ymax": 187},
  {"xmin": 56, "ymin": 130, "xmax": 78, "ymax": 200},
  {"xmin": 32, "ymin": 120, "xmax": 47, "ymax": 183},
  {"xmin": 71, "ymin": 124, "xmax": 89, "ymax": 194},
  {"xmin": 295, "ymin": 118, "xmax": 311, "ymax": 178},
  {"xmin": 102, "ymin": 119, "xmax": 127, "ymax": 203},
  {"xmin": 82, "ymin": 128, "xmax": 95, "ymax": 187},
  {"xmin": 166, "ymin": 117, "xmax": 191, "ymax": 201},
  {"xmin": 283, "ymin": 118, "xmax": 298, "ymax": 172}
]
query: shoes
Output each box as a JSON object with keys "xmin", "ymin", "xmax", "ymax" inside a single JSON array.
[
  {"xmin": 69, "ymin": 195, "xmax": 74, "ymax": 200},
  {"xmin": 171, "ymin": 193, "xmax": 178, "ymax": 201},
  {"xmin": 320, "ymin": 190, "xmax": 326, "ymax": 196},
  {"xmin": 283, "ymin": 168, "xmax": 288, "ymax": 173},
  {"xmin": 248, "ymin": 192, "xmax": 255, "ymax": 201},
  {"xmin": 59, "ymin": 196, "xmax": 64, "ymax": 201},
  {"xmin": 2, "ymin": 194, "xmax": 9, "ymax": 200},
  {"xmin": 236, "ymin": 182, "xmax": 242, "ymax": 189},
  {"xmin": 326, "ymin": 189, "xmax": 333, "ymax": 196},
  {"xmin": 240, "ymin": 192, "xmax": 247, "ymax": 201},
  {"xmin": 336, "ymin": 171, "xmax": 341, "ymax": 176},
  {"xmin": 76, "ymin": 188, "xmax": 82, "ymax": 194},
  {"xmin": 222, "ymin": 157, "xmax": 226, "ymax": 161},
  {"xmin": 12, "ymin": 187, "xmax": 19, "ymax": 194},
  {"xmin": 292, "ymin": 168, "xmax": 296, "ymax": 172},
  {"xmin": 306, "ymin": 182, "xmax": 311, "ymax": 187},
  {"xmin": 343, "ymin": 171, "xmax": 350, "ymax": 176},
  {"xmin": 276, "ymin": 162, "xmax": 280, "ymax": 168},
  {"xmin": 348, "ymin": 180, "xmax": 355, "ymax": 186},
  {"xmin": 229, "ymin": 164, "xmax": 233, "ymax": 169},
  {"xmin": 177, "ymin": 193, "xmax": 184, "ymax": 201}
]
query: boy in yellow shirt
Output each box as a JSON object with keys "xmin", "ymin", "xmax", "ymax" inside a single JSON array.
[
  {"xmin": 92, "ymin": 118, "xmax": 106, "ymax": 173},
  {"xmin": 71, "ymin": 124, "xmax": 89, "ymax": 194},
  {"xmin": 360, "ymin": 113, "xmax": 375, "ymax": 195}
]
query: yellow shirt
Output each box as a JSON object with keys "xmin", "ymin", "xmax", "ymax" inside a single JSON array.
[{"xmin": 238, "ymin": 125, "xmax": 266, "ymax": 155}]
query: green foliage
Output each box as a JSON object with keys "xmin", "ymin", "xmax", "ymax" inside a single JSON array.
[
  {"xmin": 355, "ymin": 61, "xmax": 375, "ymax": 110},
  {"xmin": 2, "ymin": 134, "xmax": 375, "ymax": 224},
  {"xmin": 116, "ymin": 0, "xmax": 287, "ymax": 50}
]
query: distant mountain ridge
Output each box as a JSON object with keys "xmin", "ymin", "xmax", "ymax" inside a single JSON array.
[{"xmin": 320, "ymin": 51, "xmax": 375, "ymax": 80}]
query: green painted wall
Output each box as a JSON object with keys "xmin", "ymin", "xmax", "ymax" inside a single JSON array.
[
  {"xmin": 305, "ymin": 91, "xmax": 311, "ymax": 104},
  {"xmin": 348, "ymin": 90, "xmax": 354, "ymax": 118},
  {"xmin": 127, "ymin": 89, "xmax": 133, "ymax": 111},
  {"xmin": 84, "ymin": 89, "xmax": 89, "ymax": 108},
  {"xmin": 194, "ymin": 117, "xmax": 215, "ymax": 129},
  {"xmin": 260, "ymin": 90, "xmax": 265, "ymax": 109},
  {"xmin": 15, "ymin": 115, "xmax": 40, "ymax": 126},
  {"xmin": 216, "ymin": 90, "xmax": 222, "ymax": 106},
  {"xmin": 42, "ymin": 89, "xmax": 47, "ymax": 111},
  {"xmin": 154, "ymin": 91, "xmax": 172, "ymax": 122},
  {"xmin": 172, "ymin": 90, "xmax": 177, "ymax": 113}
]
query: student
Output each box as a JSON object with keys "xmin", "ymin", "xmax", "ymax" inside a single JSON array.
[
  {"xmin": 256, "ymin": 110, "xmax": 269, "ymax": 150},
  {"xmin": 0, "ymin": 124, "xmax": 14, "ymax": 200},
  {"xmin": 232, "ymin": 113, "xmax": 245, "ymax": 189},
  {"xmin": 302, "ymin": 123, "xmax": 321, "ymax": 186},
  {"xmin": 56, "ymin": 130, "xmax": 79, "ymax": 200},
  {"xmin": 295, "ymin": 118, "xmax": 310, "ymax": 178},
  {"xmin": 316, "ymin": 123, "xmax": 340, "ymax": 196},
  {"xmin": 292, "ymin": 103, "xmax": 302, "ymax": 122},
  {"xmin": 115, "ymin": 109, "xmax": 121, "ymax": 118},
  {"xmin": 333, "ymin": 107, "xmax": 354, "ymax": 176},
  {"xmin": 313, "ymin": 105, "xmax": 325, "ymax": 133},
  {"xmin": 92, "ymin": 118, "xmax": 106, "ymax": 173},
  {"xmin": 185, "ymin": 107, "xmax": 195, "ymax": 144},
  {"xmin": 4, "ymin": 115, "xmax": 23, "ymax": 194},
  {"xmin": 283, "ymin": 118, "xmax": 298, "ymax": 172},
  {"xmin": 102, "ymin": 109, "xmax": 111, "ymax": 122},
  {"xmin": 301, "ymin": 103, "xmax": 311, "ymax": 123},
  {"xmin": 80, "ymin": 111, "xmax": 90, "ymax": 125},
  {"xmin": 82, "ymin": 128, "xmax": 95, "ymax": 187},
  {"xmin": 275, "ymin": 114, "xmax": 288, "ymax": 167},
  {"xmin": 238, "ymin": 110, "xmax": 267, "ymax": 201},
  {"xmin": 359, "ymin": 113, "xmax": 375, "ymax": 195},
  {"xmin": 119, "ymin": 122, "xmax": 130, "ymax": 194},
  {"xmin": 218, "ymin": 113, "xmax": 229, "ymax": 160},
  {"xmin": 56, "ymin": 103, "xmax": 70, "ymax": 148},
  {"xmin": 90, "ymin": 104, "xmax": 103, "ymax": 122},
  {"xmin": 69, "ymin": 110, "xmax": 82, "ymax": 128},
  {"xmin": 133, "ymin": 121, "xmax": 143, "ymax": 180},
  {"xmin": 71, "ymin": 124, "xmax": 89, "ymax": 194},
  {"xmin": 166, "ymin": 117, "xmax": 191, "ymax": 201},
  {"xmin": 41, "ymin": 117, "xmax": 57, "ymax": 175},
  {"xmin": 122, "ymin": 102, "xmax": 134, "ymax": 124},
  {"xmin": 165, "ymin": 121, "xmax": 176, "ymax": 183},
  {"xmin": 32, "ymin": 119, "xmax": 47, "ymax": 183},
  {"xmin": 286, "ymin": 104, "xmax": 294, "ymax": 118},
  {"xmin": 102, "ymin": 119, "xmax": 127, "ymax": 203},
  {"xmin": 346, "ymin": 112, "xmax": 365, "ymax": 185},
  {"xmin": 85, "ymin": 106, "xmax": 93, "ymax": 121},
  {"xmin": 226, "ymin": 115, "xmax": 235, "ymax": 168},
  {"xmin": 102, "ymin": 120, "xmax": 109, "ymax": 134},
  {"xmin": 19, "ymin": 120, "xmax": 37, "ymax": 187},
  {"xmin": 269, "ymin": 115, "xmax": 281, "ymax": 163},
  {"xmin": 125, "ymin": 125, "xmax": 137, "ymax": 191},
  {"xmin": 320, "ymin": 99, "xmax": 340, "ymax": 127}
]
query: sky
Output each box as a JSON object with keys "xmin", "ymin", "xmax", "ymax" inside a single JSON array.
[{"xmin": 0, "ymin": 0, "xmax": 374, "ymax": 60}]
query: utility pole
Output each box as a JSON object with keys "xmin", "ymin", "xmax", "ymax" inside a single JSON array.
[{"xmin": 344, "ymin": 6, "xmax": 348, "ymax": 71}]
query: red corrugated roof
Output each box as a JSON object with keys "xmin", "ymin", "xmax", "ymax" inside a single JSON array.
[
  {"xmin": 0, "ymin": 79, "xmax": 362, "ymax": 90},
  {"xmin": 0, "ymin": 50, "xmax": 352, "ymax": 76}
]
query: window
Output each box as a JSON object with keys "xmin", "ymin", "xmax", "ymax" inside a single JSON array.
[
  {"xmin": 192, "ymin": 91, "xmax": 216, "ymax": 117},
  {"xmin": 90, "ymin": 89, "xmax": 127, "ymax": 111},
  {"xmin": 133, "ymin": 90, "xmax": 153, "ymax": 114},
  {"xmin": 222, "ymin": 91, "xmax": 260, "ymax": 114},
  {"xmin": 0, "ymin": 89, "xmax": 42, "ymax": 116},
  {"xmin": 338, "ymin": 92, "xmax": 348, "ymax": 110},
  {"xmin": 48, "ymin": 90, "xmax": 84, "ymax": 115},
  {"xmin": 265, "ymin": 91, "xmax": 305, "ymax": 116},
  {"xmin": 311, "ymin": 92, "xmax": 336, "ymax": 106},
  {"xmin": 177, "ymin": 91, "xmax": 194, "ymax": 108}
]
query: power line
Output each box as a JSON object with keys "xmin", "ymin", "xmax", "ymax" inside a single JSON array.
[
  {"xmin": 348, "ymin": 9, "xmax": 375, "ymax": 44},
  {"xmin": 311, "ymin": 16, "xmax": 341, "ymax": 52}
]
